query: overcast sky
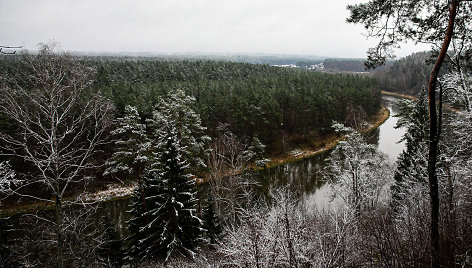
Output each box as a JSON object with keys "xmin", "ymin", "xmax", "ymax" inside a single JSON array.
[{"xmin": 0, "ymin": 0, "xmax": 430, "ymax": 58}]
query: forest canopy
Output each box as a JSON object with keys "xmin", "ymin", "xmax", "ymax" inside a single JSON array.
[
  {"xmin": 0, "ymin": 55, "xmax": 381, "ymax": 153},
  {"xmin": 89, "ymin": 58, "xmax": 380, "ymax": 148}
]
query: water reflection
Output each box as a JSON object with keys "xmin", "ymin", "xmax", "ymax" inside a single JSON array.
[
  {"xmin": 256, "ymin": 95, "xmax": 407, "ymax": 209},
  {"xmin": 378, "ymin": 96, "xmax": 406, "ymax": 161},
  {"xmin": 18, "ymin": 96, "xmax": 407, "ymax": 238},
  {"xmin": 97, "ymin": 198, "xmax": 132, "ymax": 239}
]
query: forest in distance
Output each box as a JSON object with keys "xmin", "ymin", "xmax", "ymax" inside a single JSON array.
[
  {"xmin": 0, "ymin": 46, "xmax": 385, "ymax": 266},
  {"xmin": 1, "ymin": 0, "xmax": 472, "ymax": 267},
  {"xmin": 0, "ymin": 45, "xmax": 470, "ymax": 267}
]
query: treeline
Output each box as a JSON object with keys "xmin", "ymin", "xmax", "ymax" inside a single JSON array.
[
  {"xmin": 0, "ymin": 54, "xmax": 381, "ymax": 195},
  {"xmin": 85, "ymin": 58, "xmax": 380, "ymax": 150},
  {"xmin": 74, "ymin": 52, "xmax": 325, "ymax": 66},
  {"xmin": 372, "ymin": 51, "xmax": 436, "ymax": 95},
  {"xmin": 323, "ymin": 58, "xmax": 368, "ymax": 72},
  {"xmin": 0, "ymin": 49, "xmax": 381, "ymax": 267}
]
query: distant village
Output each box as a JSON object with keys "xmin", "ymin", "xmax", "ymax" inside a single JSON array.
[{"xmin": 273, "ymin": 62, "xmax": 325, "ymax": 70}]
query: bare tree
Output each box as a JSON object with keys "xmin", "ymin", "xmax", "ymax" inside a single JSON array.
[
  {"xmin": 0, "ymin": 161, "xmax": 19, "ymax": 204},
  {"xmin": 437, "ymin": 70, "xmax": 472, "ymax": 266},
  {"xmin": 0, "ymin": 43, "xmax": 113, "ymax": 268},
  {"xmin": 207, "ymin": 124, "xmax": 256, "ymax": 222},
  {"xmin": 217, "ymin": 188, "xmax": 361, "ymax": 267},
  {"xmin": 324, "ymin": 123, "xmax": 393, "ymax": 215}
]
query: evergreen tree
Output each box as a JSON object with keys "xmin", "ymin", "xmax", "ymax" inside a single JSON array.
[
  {"xmin": 126, "ymin": 185, "xmax": 151, "ymax": 263},
  {"xmin": 392, "ymin": 91, "xmax": 430, "ymax": 209},
  {"xmin": 248, "ymin": 135, "xmax": 268, "ymax": 167},
  {"xmin": 105, "ymin": 105, "xmax": 152, "ymax": 232},
  {"xmin": 104, "ymin": 105, "xmax": 152, "ymax": 183},
  {"xmin": 148, "ymin": 89, "xmax": 210, "ymax": 175},
  {"xmin": 129, "ymin": 132, "xmax": 202, "ymax": 263},
  {"xmin": 202, "ymin": 191, "xmax": 223, "ymax": 246}
]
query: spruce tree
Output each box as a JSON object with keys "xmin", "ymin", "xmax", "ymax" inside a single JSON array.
[
  {"xmin": 126, "ymin": 185, "xmax": 151, "ymax": 263},
  {"xmin": 104, "ymin": 105, "xmax": 152, "ymax": 184},
  {"xmin": 105, "ymin": 105, "xmax": 152, "ymax": 240},
  {"xmin": 129, "ymin": 132, "xmax": 202, "ymax": 263},
  {"xmin": 248, "ymin": 135, "xmax": 268, "ymax": 166},
  {"xmin": 148, "ymin": 89, "xmax": 210, "ymax": 175},
  {"xmin": 392, "ymin": 91, "xmax": 430, "ymax": 209}
]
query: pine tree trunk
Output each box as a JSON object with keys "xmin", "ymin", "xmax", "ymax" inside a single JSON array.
[{"xmin": 426, "ymin": 2, "xmax": 458, "ymax": 267}]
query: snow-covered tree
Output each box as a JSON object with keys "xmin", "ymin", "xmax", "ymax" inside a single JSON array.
[
  {"xmin": 208, "ymin": 124, "xmax": 260, "ymax": 223},
  {"xmin": 126, "ymin": 184, "xmax": 151, "ymax": 263},
  {"xmin": 209, "ymin": 123, "xmax": 255, "ymax": 177},
  {"xmin": 129, "ymin": 132, "xmax": 202, "ymax": 263},
  {"xmin": 439, "ymin": 71, "xmax": 472, "ymax": 265},
  {"xmin": 104, "ymin": 105, "xmax": 152, "ymax": 217},
  {"xmin": 104, "ymin": 105, "xmax": 152, "ymax": 181},
  {"xmin": 148, "ymin": 89, "xmax": 210, "ymax": 175},
  {"xmin": 248, "ymin": 135, "xmax": 269, "ymax": 167},
  {"xmin": 392, "ymin": 91, "xmax": 430, "ymax": 209},
  {"xmin": 218, "ymin": 189, "xmax": 359, "ymax": 267},
  {"xmin": 443, "ymin": 71, "xmax": 472, "ymax": 112},
  {"xmin": 0, "ymin": 43, "xmax": 113, "ymax": 268},
  {"xmin": 0, "ymin": 161, "xmax": 18, "ymax": 204},
  {"xmin": 324, "ymin": 123, "xmax": 392, "ymax": 215}
]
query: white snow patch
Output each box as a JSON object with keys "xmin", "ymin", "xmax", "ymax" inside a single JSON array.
[{"xmin": 82, "ymin": 182, "xmax": 137, "ymax": 202}]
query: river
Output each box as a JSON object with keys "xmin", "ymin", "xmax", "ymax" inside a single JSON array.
[
  {"xmin": 2, "ymin": 95, "xmax": 405, "ymax": 240},
  {"xmin": 257, "ymin": 95, "xmax": 406, "ymax": 210},
  {"xmin": 98, "ymin": 95, "xmax": 408, "ymax": 236},
  {"xmin": 377, "ymin": 95, "xmax": 406, "ymax": 161}
]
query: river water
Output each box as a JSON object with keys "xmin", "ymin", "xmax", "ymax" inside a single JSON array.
[
  {"xmin": 377, "ymin": 96, "xmax": 406, "ymax": 161},
  {"xmin": 0, "ymin": 95, "xmax": 409, "ymax": 258},
  {"xmin": 76, "ymin": 95, "xmax": 408, "ymax": 237},
  {"xmin": 257, "ymin": 95, "xmax": 406, "ymax": 210},
  {"xmin": 0, "ymin": 95, "xmax": 411, "ymax": 267}
]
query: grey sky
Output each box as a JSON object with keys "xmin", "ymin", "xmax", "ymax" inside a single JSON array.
[{"xmin": 1, "ymin": 0, "xmax": 429, "ymax": 58}]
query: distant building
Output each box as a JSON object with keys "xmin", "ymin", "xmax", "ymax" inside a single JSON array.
[
  {"xmin": 272, "ymin": 64, "xmax": 298, "ymax": 68},
  {"xmin": 309, "ymin": 63, "xmax": 324, "ymax": 70}
]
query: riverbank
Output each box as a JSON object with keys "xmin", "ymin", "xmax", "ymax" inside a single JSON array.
[
  {"xmin": 382, "ymin": 90, "xmax": 462, "ymax": 113},
  {"xmin": 381, "ymin": 90, "xmax": 417, "ymax": 100},
  {"xmin": 1, "ymin": 103, "xmax": 391, "ymax": 215},
  {"xmin": 264, "ymin": 105, "xmax": 390, "ymax": 168}
]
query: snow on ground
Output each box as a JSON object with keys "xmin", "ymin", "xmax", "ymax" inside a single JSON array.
[{"xmin": 83, "ymin": 182, "xmax": 137, "ymax": 202}]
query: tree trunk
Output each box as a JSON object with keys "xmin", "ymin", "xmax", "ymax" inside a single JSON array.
[
  {"xmin": 56, "ymin": 194, "xmax": 64, "ymax": 268},
  {"xmin": 137, "ymin": 167, "xmax": 148, "ymax": 223},
  {"xmin": 426, "ymin": 1, "xmax": 458, "ymax": 267}
]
